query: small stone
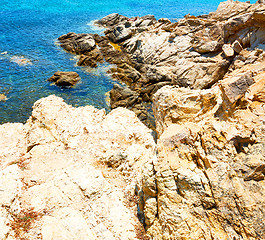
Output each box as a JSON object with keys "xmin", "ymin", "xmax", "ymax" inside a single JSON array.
[
  {"xmin": 232, "ymin": 40, "xmax": 243, "ymax": 54},
  {"xmin": 222, "ymin": 44, "xmax": 234, "ymax": 57},
  {"xmin": 0, "ymin": 94, "xmax": 7, "ymax": 101}
]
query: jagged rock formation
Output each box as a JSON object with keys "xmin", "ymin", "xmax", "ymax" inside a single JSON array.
[
  {"xmin": 145, "ymin": 60, "xmax": 265, "ymax": 239},
  {"xmin": 57, "ymin": 0, "xmax": 265, "ymax": 130},
  {"xmin": 2, "ymin": 1, "xmax": 265, "ymax": 239}
]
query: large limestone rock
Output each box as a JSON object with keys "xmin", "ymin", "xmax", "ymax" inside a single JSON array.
[{"xmin": 0, "ymin": 95, "xmax": 156, "ymax": 239}]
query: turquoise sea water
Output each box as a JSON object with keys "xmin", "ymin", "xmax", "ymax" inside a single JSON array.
[{"xmin": 0, "ymin": 0, "xmax": 248, "ymax": 123}]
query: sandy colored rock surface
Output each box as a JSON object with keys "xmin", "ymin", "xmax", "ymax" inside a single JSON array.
[
  {"xmin": 2, "ymin": 1, "xmax": 265, "ymax": 239},
  {"xmin": 145, "ymin": 61, "xmax": 265, "ymax": 239},
  {"xmin": 0, "ymin": 95, "xmax": 156, "ymax": 239}
]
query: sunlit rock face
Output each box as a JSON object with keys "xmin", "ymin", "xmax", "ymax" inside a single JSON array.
[
  {"xmin": 146, "ymin": 59, "xmax": 265, "ymax": 240},
  {"xmin": 2, "ymin": 0, "xmax": 265, "ymax": 239},
  {"xmin": 0, "ymin": 95, "xmax": 156, "ymax": 240}
]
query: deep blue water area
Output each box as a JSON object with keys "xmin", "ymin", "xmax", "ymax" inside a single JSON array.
[{"xmin": 0, "ymin": 0, "xmax": 251, "ymax": 123}]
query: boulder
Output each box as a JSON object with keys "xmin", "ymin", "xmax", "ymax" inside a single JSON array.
[
  {"xmin": 0, "ymin": 95, "xmax": 156, "ymax": 239},
  {"xmin": 58, "ymin": 33, "xmax": 96, "ymax": 54},
  {"xmin": 108, "ymin": 25, "xmax": 132, "ymax": 43},
  {"xmin": 94, "ymin": 13, "xmax": 128, "ymax": 27},
  {"xmin": 47, "ymin": 71, "xmax": 80, "ymax": 87},
  {"xmin": 220, "ymin": 71, "xmax": 254, "ymax": 104},
  {"xmin": 77, "ymin": 49, "xmax": 104, "ymax": 68},
  {"xmin": 232, "ymin": 40, "xmax": 243, "ymax": 53},
  {"xmin": 110, "ymin": 84, "xmax": 139, "ymax": 108}
]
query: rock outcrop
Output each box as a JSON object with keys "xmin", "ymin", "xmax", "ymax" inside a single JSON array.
[
  {"xmin": 57, "ymin": 0, "xmax": 265, "ymax": 130},
  {"xmin": 47, "ymin": 71, "xmax": 80, "ymax": 87},
  {"xmin": 143, "ymin": 49, "xmax": 265, "ymax": 240},
  {"xmin": 0, "ymin": 95, "xmax": 156, "ymax": 239}
]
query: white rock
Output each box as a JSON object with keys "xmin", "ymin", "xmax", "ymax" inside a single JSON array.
[{"xmin": 222, "ymin": 43, "xmax": 234, "ymax": 57}]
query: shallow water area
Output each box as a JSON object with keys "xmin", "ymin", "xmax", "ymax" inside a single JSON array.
[{"xmin": 0, "ymin": 0, "xmax": 248, "ymax": 123}]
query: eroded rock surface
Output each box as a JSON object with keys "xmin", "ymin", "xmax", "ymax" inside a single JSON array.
[
  {"xmin": 0, "ymin": 95, "xmax": 156, "ymax": 239},
  {"xmin": 2, "ymin": 1, "xmax": 265, "ymax": 239},
  {"xmin": 144, "ymin": 58, "xmax": 265, "ymax": 239}
]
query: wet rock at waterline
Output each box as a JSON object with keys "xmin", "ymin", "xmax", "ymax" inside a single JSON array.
[
  {"xmin": 47, "ymin": 71, "xmax": 80, "ymax": 87},
  {"xmin": 58, "ymin": 32, "xmax": 96, "ymax": 54},
  {"xmin": 77, "ymin": 49, "xmax": 104, "ymax": 68}
]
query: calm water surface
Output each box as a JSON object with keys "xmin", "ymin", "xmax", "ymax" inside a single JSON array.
[{"xmin": 0, "ymin": 0, "xmax": 247, "ymax": 123}]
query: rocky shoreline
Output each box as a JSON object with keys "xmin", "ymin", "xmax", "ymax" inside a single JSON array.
[
  {"xmin": 57, "ymin": 0, "xmax": 265, "ymax": 131},
  {"xmin": 1, "ymin": 0, "xmax": 265, "ymax": 239}
]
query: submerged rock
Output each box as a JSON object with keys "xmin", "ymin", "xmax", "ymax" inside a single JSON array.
[
  {"xmin": 0, "ymin": 94, "xmax": 7, "ymax": 101},
  {"xmin": 47, "ymin": 71, "xmax": 80, "ymax": 87}
]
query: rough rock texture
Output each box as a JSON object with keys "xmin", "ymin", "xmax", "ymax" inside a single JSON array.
[
  {"xmin": 143, "ymin": 57, "xmax": 265, "ymax": 239},
  {"xmin": 47, "ymin": 71, "xmax": 80, "ymax": 87},
  {"xmin": 58, "ymin": 32, "xmax": 96, "ymax": 54},
  {"xmin": 0, "ymin": 95, "xmax": 156, "ymax": 239},
  {"xmin": 7, "ymin": 1, "xmax": 265, "ymax": 239},
  {"xmin": 57, "ymin": 0, "xmax": 265, "ymax": 129}
]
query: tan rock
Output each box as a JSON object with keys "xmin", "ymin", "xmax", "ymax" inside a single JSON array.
[
  {"xmin": 222, "ymin": 43, "xmax": 234, "ymax": 57},
  {"xmin": 0, "ymin": 165, "xmax": 22, "ymax": 205},
  {"xmin": 0, "ymin": 95, "xmax": 156, "ymax": 239},
  {"xmin": 47, "ymin": 71, "xmax": 80, "ymax": 87},
  {"xmin": 3, "ymin": 0, "xmax": 265, "ymax": 239},
  {"xmin": 220, "ymin": 71, "xmax": 254, "ymax": 104},
  {"xmin": 41, "ymin": 208, "xmax": 97, "ymax": 240},
  {"xmin": 232, "ymin": 40, "xmax": 243, "ymax": 53},
  {"xmin": 193, "ymin": 40, "xmax": 221, "ymax": 54},
  {"xmin": 145, "ymin": 58, "xmax": 265, "ymax": 239}
]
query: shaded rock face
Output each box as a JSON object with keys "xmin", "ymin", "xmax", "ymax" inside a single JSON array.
[
  {"xmin": 0, "ymin": 95, "xmax": 156, "ymax": 239},
  {"xmin": 47, "ymin": 71, "xmax": 80, "ymax": 87}
]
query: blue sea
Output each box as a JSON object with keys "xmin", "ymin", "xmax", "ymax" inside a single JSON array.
[{"xmin": 0, "ymin": 0, "xmax": 249, "ymax": 123}]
